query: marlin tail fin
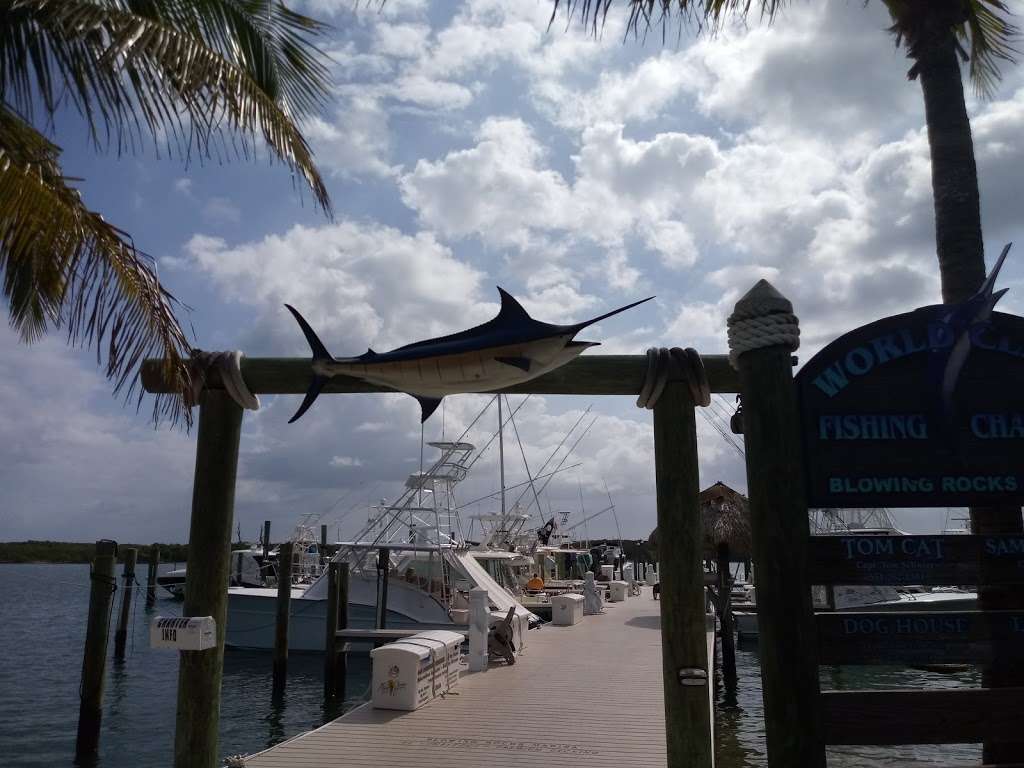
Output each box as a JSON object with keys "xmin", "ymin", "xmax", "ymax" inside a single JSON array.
[{"xmin": 285, "ymin": 304, "xmax": 334, "ymax": 423}]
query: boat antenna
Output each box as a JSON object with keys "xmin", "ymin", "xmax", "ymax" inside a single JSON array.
[
  {"xmin": 507, "ymin": 396, "xmax": 544, "ymax": 519},
  {"xmin": 604, "ymin": 479, "xmax": 623, "ymax": 554},
  {"xmin": 498, "ymin": 394, "xmax": 506, "ymax": 518}
]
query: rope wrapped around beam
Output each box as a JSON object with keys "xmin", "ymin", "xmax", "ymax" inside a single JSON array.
[
  {"xmin": 636, "ymin": 347, "xmax": 711, "ymax": 409},
  {"xmin": 185, "ymin": 350, "xmax": 260, "ymax": 411}
]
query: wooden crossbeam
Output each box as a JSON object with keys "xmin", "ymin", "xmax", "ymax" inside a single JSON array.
[
  {"xmin": 822, "ymin": 688, "xmax": 1024, "ymax": 745},
  {"xmin": 140, "ymin": 354, "xmax": 740, "ymax": 396}
]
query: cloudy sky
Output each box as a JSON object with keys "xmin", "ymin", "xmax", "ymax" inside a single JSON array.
[{"xmin": 3, "ymin": 0, "xmax": 1024, "ymax": 545}]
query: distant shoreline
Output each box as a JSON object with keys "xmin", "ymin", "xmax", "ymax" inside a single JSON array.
[{"xmin": 0, "ymin": 540, "xmax": 189, "ymax": 564}]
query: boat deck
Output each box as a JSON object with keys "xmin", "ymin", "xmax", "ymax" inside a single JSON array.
[{"xmin": 242, "ymin": 585, "xmax": 714, "ymax": 767}]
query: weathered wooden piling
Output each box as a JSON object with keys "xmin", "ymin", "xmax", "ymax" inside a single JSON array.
[
  {"xmin": 174, "ymin": 390, "xmax": 243, "ymax": 768},
  {"xmin": 145, "ymin": 544, "xmax": 160, "ymax": 609},
  {"xmin": 375, "ymin": 547, "xmax": 390, "ymax": 630},
  {"xmin": 320, "ymin": 524, "xmax": 328, "ymax": 561},
  {"xmin": 113, "ymin": 547, "xmax": 138, "ymax": 659},
  {"xmin": 716, "ymin": 542, "xmax": 736, "ymax": 683},
  {"xmin": 262, "ymin": 520, "xmax": 271, "ymax": 561},
  {"xmin": 652, "ymin": 380, "xmax": 713, "ymax": 768},
  {"xmin": 324, "ymin": 561, "xmax": 350, "ymax": 698},
  {"xmin": 729, "ymin": 281, "xmax": 824, "ymax": 767},
  {"xmin": 76, "ymin": 540, "xmax": 117, "ymax": 761},
  {"xmin": 273, "ymin": 541, "xmax": 294, "ymax": 697}
]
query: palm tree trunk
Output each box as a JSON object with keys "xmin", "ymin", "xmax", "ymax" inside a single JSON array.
[
  {"xmin": 917, "ymin": 28, "xmax": 986, "ymax": 303},
  {"xmin": 918, "ymin": 27, "xmax": 1023, "ymax": 765}
]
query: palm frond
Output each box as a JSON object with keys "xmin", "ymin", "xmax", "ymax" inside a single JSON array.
[
  {"xmin": 960, "ymin": 0, "xmax": 1019, "ymax": 96},
  {"xmin": 0, "ymin": 104, "xmax": 193, "ymax": 425},
  {"xmin": 1, "ymin": 0, "xmax": 332, "ymax": 212},
  {"xmin": 881, "ymin": 0, "xmax": 1018, "ymax": 98},
  {"xmin": 549, "ymin": 0, "xmax": 788, "ymax": 38}
]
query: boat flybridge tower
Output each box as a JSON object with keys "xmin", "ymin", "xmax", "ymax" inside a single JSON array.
[
  {"xmin": 809, "ymin": 507, "xmax": 902, "ymax": 535},
  {"xmin": 360, "ymin": 440, "xmax": 475, "ymax": 549}
]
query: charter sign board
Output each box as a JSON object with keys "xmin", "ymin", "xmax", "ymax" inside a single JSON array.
[{"xmin": 795, "ymin": 306, "xmax": 1024, "ymax": 507}]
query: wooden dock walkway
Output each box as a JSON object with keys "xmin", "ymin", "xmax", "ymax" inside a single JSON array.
[{"xmin": 242, "ymin": 586, "xmax": 715, "ymax": 767}]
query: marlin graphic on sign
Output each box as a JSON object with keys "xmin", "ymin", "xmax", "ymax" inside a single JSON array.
[
  {"xmin": 935, "ymin": 242, "xmax": 1013, "ymax": 417},
  {"xmin": 285, "ymin": 288, "xmax": 653, "ymax": 423}
]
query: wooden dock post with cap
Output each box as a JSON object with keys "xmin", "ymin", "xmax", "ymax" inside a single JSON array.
[
  {"xmin": 76, "ymin": 539, "xmax": 117, "ymax": 761},
  {"xmin": 273, "ymin": 540, "xmax": 294, "ymax": 697},
  {"xmin": 728, "ymin": 281, "xmax": 825, "ymax": 767},
  {"xmin": 174, "ymin": 390, "xmax": 243, "ymax": 768},
  {"xmin": 113, "ymin": 547, "xmax": 137, "ymax": 660},
  {"xmin": 653, "ymin": 378, "xmax": 714, "ymax": 768}
]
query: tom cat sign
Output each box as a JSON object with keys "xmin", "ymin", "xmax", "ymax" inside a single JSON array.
[{"xmin": 796, "ymin": 292, "xmax": 1024, "ymax": 507}]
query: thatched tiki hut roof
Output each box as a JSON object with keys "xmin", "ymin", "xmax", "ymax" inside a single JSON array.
[{"xmin": 648, "ymin": 481, "xmax": 752, "ymax": 559}]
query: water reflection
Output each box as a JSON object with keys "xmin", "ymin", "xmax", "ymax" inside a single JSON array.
[{"xmin": 715, "ymin": 636, "xmax": 983, "ymax": 767}]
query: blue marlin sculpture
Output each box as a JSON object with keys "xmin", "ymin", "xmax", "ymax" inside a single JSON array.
[
  {"xmin": 285, "ymin": 288, "xmax": 654, "ymax": 423},
  {"xmin": 935, "ymin": 242, "xmax": 1012, "ymax": 417}
]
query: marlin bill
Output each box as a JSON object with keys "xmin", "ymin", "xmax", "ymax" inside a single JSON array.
[{"xmin": 285, "ymin": 287, "xmax": 653, "ymax": 422}]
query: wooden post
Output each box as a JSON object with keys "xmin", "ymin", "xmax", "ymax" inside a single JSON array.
[
  {"xmin": 273, "ymin": 541, "xmax": 294, "ymax": 697},
  {"xmin": 324, "ymin": 561, "xmax": 350, "ymax": 698},
  {"xmin": 375, "ymin": 547, "xmax": 390, "ymax": 630},
  {"xmin": 113, "ymin": 547, "xmax": 137, "ymax": 660},
  {"xmin": 320, "ymin": 524, "xmax": 328, "ymax": 564},
  {"xmin": 971, "ymin": 504, "xmax": 1024, "ymax": 763},
  {"xmin": 717, "ymin": 542, "xmax": 737, "ymax": 683},
  {"xmin": 174, "ymin": 390, "xmax": 243, "ymax": 768},
  {"xmin": 729, "ymin": 281, "xmax": 825, "ymax": 767},
  {"xmin": 653, "ymin": 380, "xmax": 713, "ymax": 768},
  {"xmin": 266, "ymin": 520, "xmax": 274, "ymax": 585},
  {"xmin": 145, "ymin": 544, "xmax": 160, "ymax": 610},
  {"xmin": 76, "ymin": 540, "xmax": 117, "ymax": 761}
]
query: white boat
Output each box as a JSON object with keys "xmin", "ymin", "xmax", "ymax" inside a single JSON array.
[
  {"xmin": 225, "ymin": 439, "xmax": 537, "ymax": 652},
  {"xmin": 157, "ymin": 547, "xmax": 266, "ymax": 599}
]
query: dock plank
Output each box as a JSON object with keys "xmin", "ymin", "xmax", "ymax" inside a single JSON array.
[{"xmin": 243, "ymin": 588, "xmax": 713, "ymax": 767}]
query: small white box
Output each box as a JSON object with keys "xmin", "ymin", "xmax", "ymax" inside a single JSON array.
[
  {"xmin": 149, "ymin": 616, "xmax": 216, "ymax": 651},
  {"xmin": 551, "ymin": 593, "xmax": 584, "ymax": 626},
  {"xmin": 600, "ymin": 565, "xmax": 615, "ymax": 580},
  {"xmin": 371, "ymin": 630, "xmax": 463, "ymax": 711},
  {"xmin": 608, "ymin": 581, "xmax": 628, "ymax": 602}
]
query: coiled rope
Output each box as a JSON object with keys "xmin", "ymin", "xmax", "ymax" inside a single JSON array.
[
  {"xmin": 726, "ymin": 281, "xmax": 800, "ymax": 368},
  {"xmin": 185, "ymin": 350, "xmax": 260, "ymax": 411},
  {"xmin": 636, "ymin": 347, "xmax": 711, "ymax": 409}
]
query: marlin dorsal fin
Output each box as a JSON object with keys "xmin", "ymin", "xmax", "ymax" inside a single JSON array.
[{"xmin": 496, "ymin": 286, "xmax": 532, "ymax": 323}]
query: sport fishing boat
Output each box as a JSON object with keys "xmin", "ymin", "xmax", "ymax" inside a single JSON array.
[{"xmin": 225, "ymin": 439, "xmax": 537, "ymax": 652}]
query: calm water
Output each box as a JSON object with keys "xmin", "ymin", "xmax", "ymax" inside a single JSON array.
[
  {"xmin": 0, "ymin": 564, "xmax": 982, "ymax": 766},
  {"xmin": 0, "ymin": 564, "xmax": 370, "ymax": 768}
]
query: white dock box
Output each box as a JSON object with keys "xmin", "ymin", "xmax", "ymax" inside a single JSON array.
[
  {"xmin": 370, "ymin": 630, "xmax": 464, "ymax": 711},
  {"xmin": 551, "ymin": 593, "xmax": 584, "ymax": 626},
  {"xmin": 600, "ymin": 564, "xmax": 615, "ymax": 580},
  {"xmin": 608, "ymin": 581, "xmax": 628, "ymax": 602},
  {"xmin": 149, "ymin": 616, "xmax": 216, "ymax": 651}
]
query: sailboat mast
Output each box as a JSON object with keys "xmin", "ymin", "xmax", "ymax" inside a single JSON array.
[{"xmin": 498, "ymin": 395, "xmax": 506, "ymax": 517}]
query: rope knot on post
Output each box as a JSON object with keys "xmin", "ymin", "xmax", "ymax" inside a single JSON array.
[
  {"xmin": 636, "ymin": 347, "xmax": 711, "ymax": 409},
  {"xmin": 185, "ymin": 350, "xmax": 260, "ymax": 411},
  {"xmin": 726, "ymin": 279, "xmax": 800, "ymax": 369}
]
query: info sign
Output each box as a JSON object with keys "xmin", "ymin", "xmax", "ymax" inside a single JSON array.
[{"xmin": 796, "ymin": 305, "xmax": 1024, "ymax": 508}]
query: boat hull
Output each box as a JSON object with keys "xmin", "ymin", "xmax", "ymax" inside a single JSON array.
[{"xmin": 225, "ymin": 574, "xmax": 454, "ymax": 652}]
